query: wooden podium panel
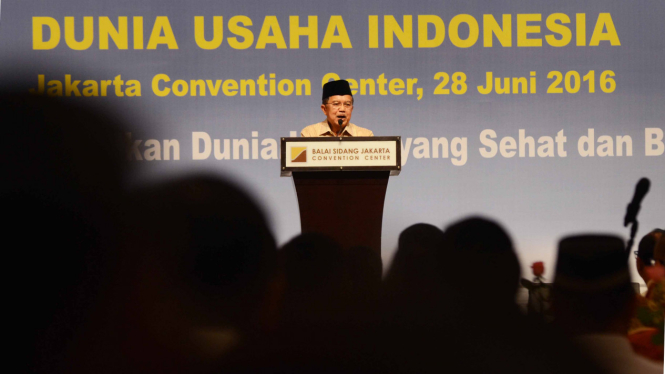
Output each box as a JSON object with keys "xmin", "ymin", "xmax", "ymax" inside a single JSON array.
[{"xmin": 293, "ymin": 171, "xmax": 389, "ymax": 254}]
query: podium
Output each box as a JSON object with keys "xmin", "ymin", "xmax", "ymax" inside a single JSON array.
[{"xmin": 281, "ymin": 136, "xmax": 401, "ymax": 254}]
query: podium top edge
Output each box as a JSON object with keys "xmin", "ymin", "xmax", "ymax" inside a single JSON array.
[{"xmin": 281, "ymin": 136, "xmax": 400, "ymax": 142}]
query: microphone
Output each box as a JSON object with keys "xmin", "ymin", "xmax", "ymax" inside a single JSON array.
[
  {"xmin": 338, "ymin": 119, "xmax": 345, "ymax": 136},
  {"xmin": 624, "ymin": 178, "xmax": 650, "ymax": 227}
]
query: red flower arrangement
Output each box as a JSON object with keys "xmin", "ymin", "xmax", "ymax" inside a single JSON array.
[{"xmin": 531, "ymin": 261, "xmax": 545, "ymax": 279}]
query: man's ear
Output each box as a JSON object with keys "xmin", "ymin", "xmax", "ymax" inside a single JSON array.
[{"xmin": 321, "ymin": 104, "xmax": 327, "ymax": 115}]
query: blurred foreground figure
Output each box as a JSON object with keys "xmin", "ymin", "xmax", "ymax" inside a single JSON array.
[
  {"xmin": 125, "ymin": 176, "xmax": 277, "ymax": 373},
  {"xmin": 635, "ymin": 229, "xmax": 664, "ymax": 283},
  {"xmin": 629, "ymin": 230, "xmax": 665, "ymax": 362},
  {"xmin": 552, "ymin": 235, "xmax": 663, "ymax": 374},
  {"xmin": 0, "ymin": 93, "xmax": 128, "ymax": 373},
  {"xmin": 2, "ymin": 92, "xmax": 280, "ymax": 374}
]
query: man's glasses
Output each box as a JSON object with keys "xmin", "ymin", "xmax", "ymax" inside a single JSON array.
[{"xmin": 327, "ymin": 101, "xmax": 353, "ymax": 109}]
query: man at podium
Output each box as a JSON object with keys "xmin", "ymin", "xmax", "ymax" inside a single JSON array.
[{"xmin": 300, "ymin": 80, "xmax": 374, "ymax": 137}]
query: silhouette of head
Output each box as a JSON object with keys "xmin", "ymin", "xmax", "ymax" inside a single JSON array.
[
  {"xmin": 636, "ymin": 229, "xmax": 664, "ymax": 282},
  {"xmin": 384, "ymin": 223, "xmax": 445, "ymax": 290},
  {"xmin": 442, "ymin": 217, "xmax": 521, "ymax": 304},
  {"xmin": 132, "ymin": 175, "xmax": 277, "ymax": 329},
  {"xmin": 277, "ymin": 233, "xmax": 349, "ymax": 326},
  {"xmin": 552, "ymin": 235, "xmax": 634, "ymax": 335}
]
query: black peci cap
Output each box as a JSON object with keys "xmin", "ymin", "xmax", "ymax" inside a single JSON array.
[
  {"xmin": 322, "ymin": 80, "xmax": 352, "ymax": 101},
  {"xmin": 554, "ymin": 235, "xmax": 630, "ymax": 293}
]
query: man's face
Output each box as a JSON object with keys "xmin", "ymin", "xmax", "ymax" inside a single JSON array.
[{"xmin": 321, "ymin": 95, "xmax": 353, "ymax": 128}]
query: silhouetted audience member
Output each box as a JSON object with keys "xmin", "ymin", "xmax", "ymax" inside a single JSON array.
[
  {"xmin": 344, "ymin": 245, "xmax": 382, "ymax": 320},
  {"xmin": 1, "ymin": 93, "xmax": 129, "ymax": 374},
  {"xmin": 384, "ymin": 223, "xmax": 445, "ymax": 288},
  {"xmin": 441, "ymin": 217, "xmax": 521, "ymax": 309},
  {"xmin": 122, "ymin": 175, "xmax": 277, "ymax": 373},
  {"xmin": 630, "ymin": 230, "xmax": 665, "ymax": 362},
  {"xmin": 383, "ymin": 223, "xmax": 451, "ymax": 322},
  {"xmin": 635, "ymin": 229, "xmax": 664, "ymax": 283},
  {"xmin": 552, "ymin": 235, "xmax": 662, "ymax": 374},
  {"xmin": 220, "ymin": 233, "xmax": 384, "ymax": 374},
  {"xmin": 379, "ymin": 223, "xmax": 473, "ymax": 374},
  {"xmin": 276, "ymin": 233, "xmax": 349, "ymax": 327}
]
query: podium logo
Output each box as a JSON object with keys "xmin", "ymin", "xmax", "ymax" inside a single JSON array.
[{"xmin": 290, "ymin": 146, "xmax": 307, "ymax": 162}]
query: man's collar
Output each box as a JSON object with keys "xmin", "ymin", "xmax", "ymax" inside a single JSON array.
[
  {"xmin": 318, "ymin": 121, "xmax": 356, "ymax": 136},
  {"xmin": 345, "ymin": 123, "xmax": 357, "ymax": 136}
]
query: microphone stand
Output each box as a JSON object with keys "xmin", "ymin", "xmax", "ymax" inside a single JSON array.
[{"xmin": 626, "ymin": 219, "xmax": 639, "ymax": 257}]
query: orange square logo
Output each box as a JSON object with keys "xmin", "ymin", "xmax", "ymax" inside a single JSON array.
[{"xmin": 290, "ymin": 146, "xmax": 307, "ymax": 162}]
